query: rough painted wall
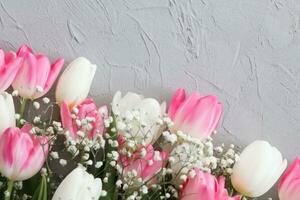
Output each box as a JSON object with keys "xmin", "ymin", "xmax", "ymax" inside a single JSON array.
[{"xmin": 0, "ymin": 0, "xmax": 299, "ymax": 198}]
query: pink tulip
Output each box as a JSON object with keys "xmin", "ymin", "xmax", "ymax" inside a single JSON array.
[
  {"xmin": 278, "ymin": 158, "xmax": 300, "ymax": 200},
  {"xmin": 60, "ymin": 98, "xmax": 108, "ymax": 139},
  {"xmin": 181, "ymin": 169, "xmax": 240, "ymax": 200},
  {"xmin": 0, "ymin": 124, "xmax": 49, "ymax": 181},
  {"xmin": 121, "ymin": 144, "xmax": 168, "ymax": 181},
  {"xmin": 0, "ymin": 49, "xmax": 22, "ymax": 91},
  {"xmin": 168, "ymin": 88, "xmax": 222, "ymax": 140},
  {"xmin": 12, "ymin": 45, "xmax": 64, "ymax": 99}
]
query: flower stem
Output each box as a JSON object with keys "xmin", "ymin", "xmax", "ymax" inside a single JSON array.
[
  {"xmin": 17, "ymin": 98, "xmax": 27, "ymax": 127},
  {"xmin": 100, "ymin": 114, "xmax": 118, "ymax": 200},
  {"xmin": 4, "ymin": 180, "xmax": 14, "ymax": 200}
]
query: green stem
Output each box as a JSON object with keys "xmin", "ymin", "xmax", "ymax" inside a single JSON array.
[
  {"xmin": 17, "ymin": 98, "xmax": 27, "ymax": 127},
  {"xmin": 5, "ymin": 180, "xmax": 14, "ymax": 200},
  {"xmin": 100, "ymin": 115, "xmax": 117, "ymax": 200}
]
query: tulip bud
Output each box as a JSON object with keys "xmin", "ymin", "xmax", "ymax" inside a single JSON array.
[
  {"xmin": 278, "ymin": 158, "xmax": 300, "ymax": 200},
  {"xmin": 181, "ymin": 168, "xmax": 240, "ymax": 200},
  {"xmin": 52, "ymin": 166, "xmax": 102, "ymax": 200},
  {"xmin": 231, "ymin": 140, "xmax": 287, "ymax": 197},
  {"xmin": 55, "ymin": 57, "xmax": 96, "ymax": 106},
  {"xmin": 0, "ymin": 92, "xmax": 15, "ymax": 133},
  {"xmin": 0, "ymin": 124, "xmax": 48, "ymax": 181},
  {"xmin": 12, "ymin": 45, "xmax": 64, "ymax": 99},
  {"xmin": 168, "ymin": 88, "xmax": 222, "ymax": 140}
]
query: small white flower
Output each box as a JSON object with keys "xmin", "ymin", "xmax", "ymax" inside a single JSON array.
[
  {"xmin": 188, "ymin": 170, "xmax": 196, "ymax": 178},
  {"xmin": 76, "ymin": 130, "xmax": 85, "ymax": 138},
  {"xmin": 140, "ymin": 185, "xmax": 148, "ymax": 194},
  {"xmin": 116, "ymin": 180, "xmax": 122, "ymax": 187},
  {"xmin": 59, "ymin": 159, "xmax": 67, "ymax": 166},
  {"xmin": 103, "ymin": 177, "xmax": 108, "ymax": 183},
  {"xmin": 123, "ymin": 184, "xmax": 128, "ymax": 190},
  {"xmin": 85, "ymin": 160, "xmax": 93, "ymax": 165},
  {"xmin": 111, "ymin": 151, "xmax": 119, "ymax": 161},
  {"xmin": 101, "ymin": 190, "xmax": 107, "ymax": 197},
  {"xmin": 110, "ymin": 161, "xmax": 116, "ymax": 167},
  {"xmin": 154, "ymin": 151, "xmax": 161, "ymax": 161},
  {"xmin": 95, "ymin": 161, "xmax": 103, "ymax": 168},
  {"xmin": 147, "ymin": 160, "xmax": 154, "ymax": 166},
  {"xmin": 36, "ymin": 86, "xmax": 44, "ymax": 93},
  {"xmin": 42, "ymin": 97, "xmax": 50, "ymax": 104},
  {"xmin": 15, "ymin": 114, "xmax": 21, "ymax": 120},
  {"xmin": 33, "ymin": 101, "xmax": 40, "ymax": 109},
  {"xmin": 140, "ymin": 148, "xmax": 147, "ymax": 158},
  {"xmin": 12, "ymin": 90, "xmax": 19, "ymax": 97},
  {"xmin": 50, "ymin": 152, "xmax": 59, "ymax": 159},
  {"xmin": 180, "ymin": 175, "xmax": 187, "ymax": 182},
  {"xmin": 41, "ymin": 168, "xmax": 47, "ymax": 176},
  {"xmin": 82, "ymin": 154, "xmax": 90, "ymax": 161},
  {"xmin": 33, "ymin": 116, "xmax": 41, "ymax": 124}
]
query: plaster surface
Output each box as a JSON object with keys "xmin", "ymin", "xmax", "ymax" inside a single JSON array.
[{"xmin": 1, "ymin": 0, "xmax": 300, "ymax": 199}]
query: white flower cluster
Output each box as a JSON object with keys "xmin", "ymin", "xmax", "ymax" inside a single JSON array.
[
  {"xmin": 213, "ymin": 144, "xmax": 240, "ymax": 176},
  {"xmin": 61, "ymin": 132, "xmax": 106, "ymax": 169},
  {"xmin": 169, "ymin": 135, "xmax": 216, "ymax": 176}
]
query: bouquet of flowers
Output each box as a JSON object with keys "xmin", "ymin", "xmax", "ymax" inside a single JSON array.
[{"xmin": 0, "ymin": 45, "xmax": 298, "ymax": 200}]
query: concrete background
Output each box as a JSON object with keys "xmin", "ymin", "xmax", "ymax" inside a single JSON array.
[{"xmin": 1, "ymin": 0, "xmax": 300, "ymax": 198}]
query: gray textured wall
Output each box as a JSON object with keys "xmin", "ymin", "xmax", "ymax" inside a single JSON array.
[{"xmin": 1, "ymin": 0, "xmax": 299, "ymax": 199}]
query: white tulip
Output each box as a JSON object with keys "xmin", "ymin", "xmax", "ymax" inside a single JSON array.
[
  {"xmin": 112, "ymin": 91, "xmax": 166, "ymax": 144},
  {"xmin": 0, "ymin": 92, "xmax": 15, "ymax": 133},
  {"xmin": 231, "ymin": 140, "xmax": 287, "ymax": 197},
  {"xmin": 55, "ymin": 57, "xmax": 96, "ymax": 106},
  {"xmin": 52, "ymin": 166, "xmax": 102, "ymax": 200}
]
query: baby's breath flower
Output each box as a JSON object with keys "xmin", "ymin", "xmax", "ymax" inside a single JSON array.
[
  {"xmin": 33, "ymin": 101, "xmax": 40, "ymax": 109},
  {"xmin": 42, "ymin": 97, "xmax": 50, "ymax": 104},
  {"xmin": 59, "ymin": 159, "xmax": 67, "ymax": 166}
]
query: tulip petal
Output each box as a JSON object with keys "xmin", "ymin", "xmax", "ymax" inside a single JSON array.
[
  {"xmin": 0, "ymin": 49, "xmax": 4, "ymax": 68},
  {"xmin": 278, "ymin": 158, "xmax": 300, "ymax": 200},
  {"xmin": 0, "ymin": 92, "xmax": 15, "ymax": 133},
  {"xmin": 17, "ymin": 44, "xmax": 32, "ymax": 56},
  {"xmin": 188, "ymin": 96, "xmax": 221, "ymax": 139},
  {"xmin": 173, "ymin": 92, "xmax": 201, "ymax": 129},
  {"xmin": 35, "ymin": 54, "xmax": 51, "ymax": 88},
  {"xmin": 43, "ymin": 58, "xmax": 64, "ymax": 93},
  {"xmin": 60, "ymin": 101, "xmax": 77, "ymax": 138},
  {"xmin": 168, "ymin": 88, "xmax": 186, "ymax": 120},
  {"xmin": 112, "ymin": 91, "xmax": 143, "ymax": 116},
  {"xmin": 0, "ymin": 55, "xmax": 22, "ymax": 91},
  {"xmin": 12, "ymin": 52, "xmax": 37, "ymax": 98}
]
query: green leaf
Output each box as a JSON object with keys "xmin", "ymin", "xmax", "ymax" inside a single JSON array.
[
  {"xmin": 22, "ymin": 172, "xmax": 41, "ymax": 196},
  {"xmin": 32, "ymin": 176, "xmax": 48, "ymax": 200}
]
